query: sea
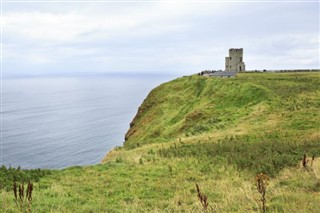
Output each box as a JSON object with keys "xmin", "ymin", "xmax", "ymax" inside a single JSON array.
[{"xmin": 1, "ymin": 74, "xmax": 174, "ymax": 169}]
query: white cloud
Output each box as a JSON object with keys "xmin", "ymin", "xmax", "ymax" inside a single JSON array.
[
  {"xmin": 2, "ymin": 2, "xmax": 230, "ymax": 43},
  {"xmin": 4, "ymin": 12, "xmax": 84, "ymax": 42},
  {"xmin": 2, "ymin": 2, "xmax": 319, "ymax": 76},
  {"xmin": 27, "ymin": 54, "xmax": 52, "ymax": 64}
]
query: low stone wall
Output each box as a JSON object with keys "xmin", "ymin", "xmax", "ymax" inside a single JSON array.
[{"xmin": 245, "ymin": 69, "xmax": 320, "ymax": 73}]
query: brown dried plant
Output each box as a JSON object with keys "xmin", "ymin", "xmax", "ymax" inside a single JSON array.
[
  {"xmin": 195, "ymin": 183, "xmax": 209, "ymax": 211},
  {"xmin": 13, "ymin": 181, "xmax": 18, "ymax": 205},
  {"xmin": 256, "ymin": 173, "xmax": 270, "ymax": 213},
  {"xmin": 302, "ymin": 154, "xmax": 316, "ymax": 168},
  {"xmin": 311, "ymin": 155, "xmax": 315, "ymax": 167},
  {"xmin": 302, "ymin": 154, "xmax": 308, "ymax": 168},
  {"xmin": 26, "ymin": 181, "xmax": 33, "ymax": 212},
  {"xmin": 13, "ymin": 181, "xmax": 33, "ymax": 213}
]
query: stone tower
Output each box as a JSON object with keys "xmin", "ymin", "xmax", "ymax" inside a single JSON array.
[{"xmin": 225, "ymin": 48, "xmax": 245, "ymax": 72}]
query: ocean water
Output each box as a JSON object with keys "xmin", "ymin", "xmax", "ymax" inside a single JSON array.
[{"xmin": 1, "ymin": 75, "xmax": 172, "ymax": 169}]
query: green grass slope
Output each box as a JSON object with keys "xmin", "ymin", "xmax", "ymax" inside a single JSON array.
[
  {"xmin": 1, "ymin": 72, "xmax": 320, "ymax": 212},
  {"xmin": 125, "ymin": 72, "xmax": 319, "ymax": 148}
]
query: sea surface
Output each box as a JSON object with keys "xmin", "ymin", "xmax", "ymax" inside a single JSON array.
[{"xmin": 1, "ymin": 75, "xmax": 173, "ymax": 169}]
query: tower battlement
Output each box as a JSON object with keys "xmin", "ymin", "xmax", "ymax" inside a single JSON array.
[{"xmin": 229, "ymin": 48, "xmax": 243, "ymax": 54}]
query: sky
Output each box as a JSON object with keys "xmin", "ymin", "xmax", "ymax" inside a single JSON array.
[{"xmin": 1, "ymin": 1, "xmax": 319, "ymax": 77}]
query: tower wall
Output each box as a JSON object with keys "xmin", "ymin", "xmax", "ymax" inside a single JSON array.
[{"xmin": 225, "ymin": 48, "xmax": 245, "ymax": 72}]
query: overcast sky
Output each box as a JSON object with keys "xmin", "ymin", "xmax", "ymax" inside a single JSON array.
[{"xmin": 1, "ymin": 1, "xmax": 319, "ymax": 77}]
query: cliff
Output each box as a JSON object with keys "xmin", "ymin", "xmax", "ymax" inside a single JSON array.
[{"xmin": 124, "ymin": 72, "xmax": 319, "ymax": 149}]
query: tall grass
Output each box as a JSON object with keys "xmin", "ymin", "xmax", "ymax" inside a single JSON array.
[{"xmin": 158, "ymin": 135, "xmax": 319, "ymax": 176}]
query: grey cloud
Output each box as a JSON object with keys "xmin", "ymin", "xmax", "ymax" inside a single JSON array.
[{"xmin": 3, "ymin": 2, "xmax": 319, "ymax": 77}]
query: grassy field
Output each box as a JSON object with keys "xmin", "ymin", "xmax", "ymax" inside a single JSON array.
[{"xmin": 1, "ymin": 72, "xmax": 320, "ymax": 212}]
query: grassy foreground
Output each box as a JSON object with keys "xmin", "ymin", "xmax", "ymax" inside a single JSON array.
[{"xmin": 1, "ymin": 72, "xmax": 320, "ymax": 212}]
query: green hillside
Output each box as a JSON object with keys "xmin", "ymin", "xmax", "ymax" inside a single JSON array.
[
  {"xmin": 1, "ymin": 72, "xmax": 320, "ymax": 212},
  {"xmin": 125, "ymin": 72, "xmax": 319, "ymax": 147}
]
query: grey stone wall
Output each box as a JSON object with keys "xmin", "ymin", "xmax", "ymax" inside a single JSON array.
[
  {"xmin": 225, "ymin": 48, "xmax": 245, "ymax": 72},
  {"xmin": 245, "ymin": 69, "xmax": 320, "ymax": 73}
]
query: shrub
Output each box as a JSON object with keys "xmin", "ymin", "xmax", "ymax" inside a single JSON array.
[{"xmin": 0, "ymin": 166, "xmax": 51, "ymax": 191}]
